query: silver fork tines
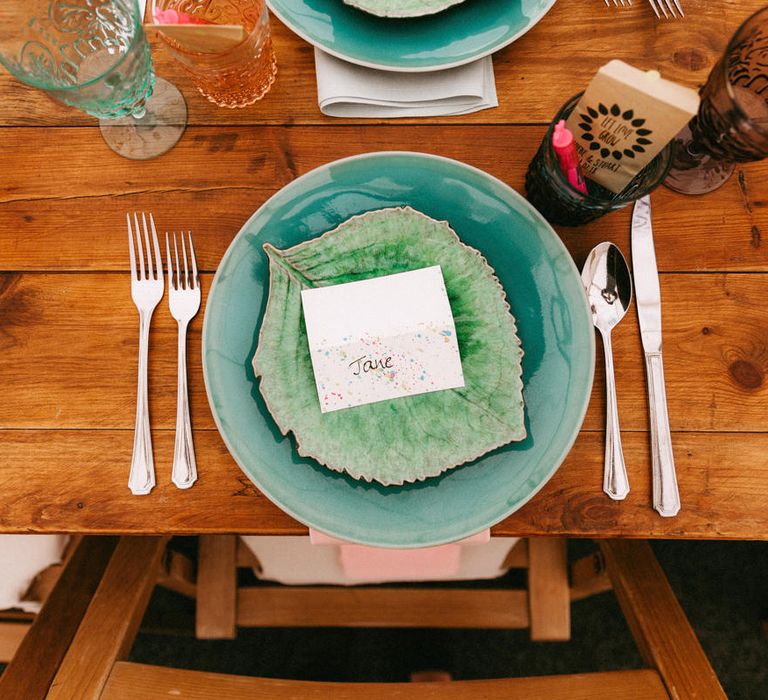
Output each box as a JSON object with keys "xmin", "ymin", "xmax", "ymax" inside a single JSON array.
[
  {"xmin": 605, "ymin": 0, "xmax": 631, "ymax": 6},
  {"xmin": 166, "ymin": 231, "xmax": 201, "ymax": 490},
  {"xmin": 648, "ymin": 0, "xmax": 683, "ymax": 18},
  {"xmin": 127, "ymin": 212, "xmax": 164, "ymax": 496}
]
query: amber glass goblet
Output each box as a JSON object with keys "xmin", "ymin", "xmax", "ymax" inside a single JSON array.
[
  {"xmin": 666, "ymin": 7, "xmax": 768, "ymax": 194},
  {"xmin": 151, "ymin": 0, "xmax": 277, "ymax": 109}
]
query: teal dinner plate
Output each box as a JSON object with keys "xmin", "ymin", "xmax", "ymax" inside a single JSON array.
[
  {"xmin": 266, "ymin": 0, "xmax": 556, "ymax": 72},
  {"xmin": 202, "ymin": 152, "xmax": 594, "ymax": 548}
]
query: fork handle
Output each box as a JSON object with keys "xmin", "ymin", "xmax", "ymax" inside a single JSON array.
[
  {"xmin": 129, "ymin": 309, "xmax": 156, "ymax": 495},
  {"xmin": 172, "ymin": 320, "xmax": 197, "ymax": 490}
]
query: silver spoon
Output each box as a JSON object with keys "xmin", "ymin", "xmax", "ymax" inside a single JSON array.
[{"xmin": 582, "ymin": 242, "xmax": 632, "ymax": 501}]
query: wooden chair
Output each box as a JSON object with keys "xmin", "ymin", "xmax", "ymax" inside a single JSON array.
[
  {"xmin": 0, "ymin": 536, "xmax": 80, "ymax": 665},
  {"xmin": 0, "ymin": 536, "xmax": 727, "ymax": 700},
  {"xmin": 194, "ymin": 536, "xmax": 575, "ymax": 642}
]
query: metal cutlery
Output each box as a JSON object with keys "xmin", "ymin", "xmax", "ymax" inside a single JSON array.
[
  {"xmin": 127, "ymin": 212, "xmax": 164, "ymax": 496},
  {"xmin": 582, "ymin": 243, "xmax": 633, "ymax": 501},
  {"xmin": 166, "ymin": 231, "xmax": 201, "ymax": 490},
  {"xmin": 648, "ymin": 0, "xmax": 684, "ymax": 19},
  {"xmin": 605, "ymin": 0, "xmax": 684, "ymax": 18},
  {"xmin": 632, "ymin": 196, "xmax": 680, "ymax": 517}
]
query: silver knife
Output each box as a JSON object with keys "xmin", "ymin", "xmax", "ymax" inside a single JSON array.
[{"xmin": 631, "ymin": 196, "xmax": 680, "ymax": 517}]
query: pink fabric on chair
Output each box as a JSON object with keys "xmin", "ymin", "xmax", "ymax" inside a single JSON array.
[{"xmin": 309, "ymin": 529, "xmax": 490, "ymax": 583}]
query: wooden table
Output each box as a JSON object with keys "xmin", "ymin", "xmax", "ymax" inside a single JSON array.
[{"xmin": 1, "ymin": 0, "xmax": 766, "ymax": 540}]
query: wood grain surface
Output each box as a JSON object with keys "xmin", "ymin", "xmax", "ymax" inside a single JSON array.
[
  {"xmin": 0, "ymin": 0, "xmax": 766, "ymax": 537},
  {"xmin": 1, "ymin": 272, "xmax": 766, "ymax": 433},
  {"xmin": 0, "ymin": 430, "xmax": 765, "ymax": 537},
  {"xmin": 102, "ymin": 662, "xmax": 670, "ymax": 700},
  {"xmin": 0, "ymin": 1, "xmax": 750, "ymax": 127},
  {"xmin": 235, "ymin": 587, "xmax": 530, "ymax": 629},
  {"xmin": 196, "ymin": 536, "xmax": 237, "ymax": 639},
  {"xmin": 600, "ymin": 540, "xmax": 728, "ymax": 699},
  {"xmin": 1, "ymin": 126, "xmax": 766, "ymax": 273},
  {"xmin": 47, "ymin": 537, "xmax": 167, "ymax": 700},
  {"xmin": 0, "ymin": 537, "xmax": 117, "ymax": 700},
  {"xmin": 528, "ymin": 539, "xmax": 570, "ymax": 641}
]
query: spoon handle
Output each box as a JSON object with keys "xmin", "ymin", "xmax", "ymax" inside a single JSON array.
[
  {"xmin": 601, "ymin": 330, "xmax": 630, "ymax": 500},
  {"xmin": 644, "ymin": 351, "xmax": 680, "ymax": 517}
]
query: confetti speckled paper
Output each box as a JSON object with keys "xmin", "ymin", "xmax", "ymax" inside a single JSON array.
[
  {"xmin": 252, "ymin": 206, "xmax": 525, "ymax": 486},
  {"xmin": 301, "ymin": 266, "xmax": 465, "ymax": 413}
]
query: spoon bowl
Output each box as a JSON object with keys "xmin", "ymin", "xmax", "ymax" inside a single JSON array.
[
  {"xmin": 582, "ymin": 242, "xmax": 632, "ymax": 332},
  {"xmin": 581, "ymin": 242, "xmax": 633, "ymax": 501}
]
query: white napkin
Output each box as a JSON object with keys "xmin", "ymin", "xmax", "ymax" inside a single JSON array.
[
  {"xmin": 315, "ymin": 49, "xmax": 498, "ymax": 118},
  {"xmin": 240, "ymin": 532, "xmax": 517, "ymax": 585}
]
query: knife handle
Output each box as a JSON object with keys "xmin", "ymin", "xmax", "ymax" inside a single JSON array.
[{"xmin": 644, "ymin": 351, "xmax": 680, "ymax": 517}]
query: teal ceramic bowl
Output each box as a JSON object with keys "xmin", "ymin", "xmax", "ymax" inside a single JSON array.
[
  {"xmin": 266, "ymin": 0, "xmax": 557, "ymax": 72},
  {"xmin": 202, "ymin": 152, "xmax": 594, "ymax": 548}
]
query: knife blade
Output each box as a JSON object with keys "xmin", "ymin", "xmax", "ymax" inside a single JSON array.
[{"xmin": 631, "ymin": 195, "xmax": 680, "ymax": 517}]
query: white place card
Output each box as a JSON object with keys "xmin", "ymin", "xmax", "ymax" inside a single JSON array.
[{"xmin": 301, "ymin": 266, "xmax": 465, "ymax": 413}]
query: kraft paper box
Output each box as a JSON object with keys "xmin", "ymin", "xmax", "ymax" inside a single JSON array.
[
  {"xmin": 565, "ymin": 60, "xmax": 700, "ymax": 193},
  {"xmin": 301, "ymin": 266, "xmax": 465, "ymax": 413}
]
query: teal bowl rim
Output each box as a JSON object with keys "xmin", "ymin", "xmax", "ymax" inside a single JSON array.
[
  {"xmin": 265, "ymin": 0, "xmax": 558, "ymax": 73},
  {"xmin": 202, "ymin": 151, "xmax": 595, "ymax": 547}
]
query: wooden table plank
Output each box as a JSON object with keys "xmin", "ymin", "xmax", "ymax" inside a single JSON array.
[
  {"xmin": 1, "ymin": 272, "xmax": 766, "ymax": 432},
  {"xmin": 0, "ymin": 1, "xmax": 749, "ymax": 127},
  {"xmin": 1, "ymin": 125, "xmax": 766, "ymax": 273},
  {"xmin": 1, "ymin": 430, "xmax": 765, "ymax": 538},
  {"xmin": 0, "ymin": 1, "xmax": 766, "ymax": 540}
]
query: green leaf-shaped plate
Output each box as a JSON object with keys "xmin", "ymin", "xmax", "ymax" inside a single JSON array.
[
  {"xmin": 203, "ymin": 152, "xmax": 594, "ymax": 548},
  {"xmin": 342, "ymin": 0, "xmax": 466, "ymax": 19},
  {"xmin": 253, "ymin": 207, "xmax": 526, "ymax": 486}
]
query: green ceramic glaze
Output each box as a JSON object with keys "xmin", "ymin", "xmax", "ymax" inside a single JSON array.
[
  {"xmin": 202, "ymin": 152, "xmax": 594, "ymax": 548},
  {"xmin": 253, "ymin": 207, "xmax": 525, "ymax": 486},
  {"xmin": 343, "ymin": 0, "xmax": 466, "ymax": 18},
  {"xmin": 266, "ymin": 0, "xmax": 557, "ymax": 72}
]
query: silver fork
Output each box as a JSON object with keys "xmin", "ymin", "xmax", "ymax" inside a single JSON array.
[
  {"xmin": 166, "ymin": 231, "xmax": 201, "ymax": 490},
  {"xmin": 127, "ymin": 213, "xmax": 164, "ymax": 496},
  {"xmin": 648, "ymin": 0, "xmax": 684, "ymax": 18},
  {"xmin": 604, "ymin": 0, "xmax": 632, "ymax": 6}
]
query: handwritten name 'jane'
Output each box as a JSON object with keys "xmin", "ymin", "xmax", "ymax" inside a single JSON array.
[{"xmin": 349, "ymin": 355, "xmax": 393, "ymax": 376}]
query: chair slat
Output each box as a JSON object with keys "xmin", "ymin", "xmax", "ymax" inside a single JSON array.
[
  {"xmin": 528, "ymin": 538, "xmax": 570, "ymax": 640},
  {"xmin": 196, "ymin": 535, "xmax": 237, "ymax": 639},
  {"xmin": 46, "ymin": 537, "xmax": 167, "ymax": 700},
  {"xmin": 599, "ymin": 540, "xmax": 727, "ymax": 700},
  {"xmin": 103, "ymin": 662, "xmax": 670, "ymax": 700},
  {"xmin": 236, "ymin": 587, "xmax": 529, "ymax": 629},
  {"xmin": 0, "ymin": 537, "xmax": 117, "ymax": 700}
]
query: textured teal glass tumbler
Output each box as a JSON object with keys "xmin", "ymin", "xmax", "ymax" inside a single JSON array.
[{"xmin": 0, "ymin": 0, "xmax": 187, "ymax": 159}]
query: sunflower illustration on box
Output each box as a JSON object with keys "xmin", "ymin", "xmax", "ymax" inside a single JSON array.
[
  {"xmin": 565, "ymin": 61, "xmax": 700, "ymax": 193},
  {"xmin": 578, "ymin": 103, "xmax": 653, "ymax": 161}
]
